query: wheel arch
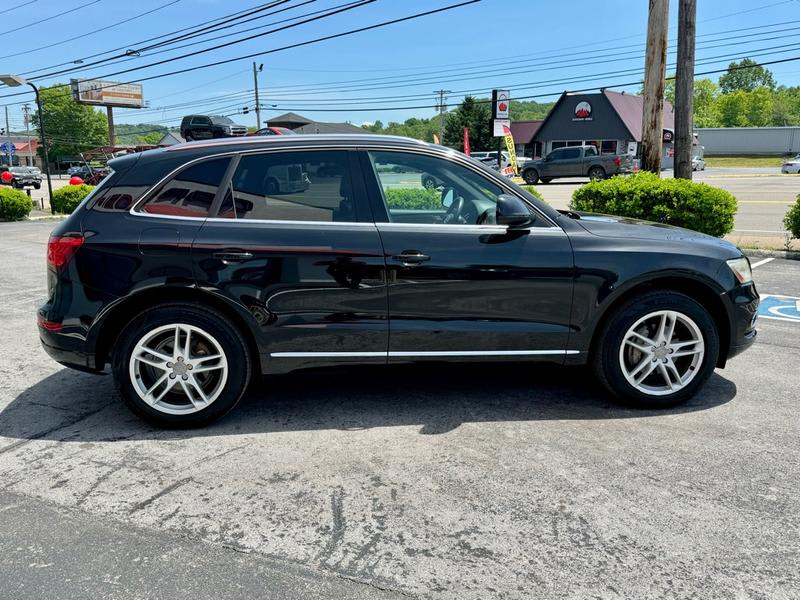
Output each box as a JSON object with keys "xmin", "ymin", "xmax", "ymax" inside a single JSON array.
[
  {"xmin": 588, "ymin": 275, "xmax": 731, "ymax": 368},
  {"xmin": 91, "ymin": 285, "xmax": 262, "ymax": 376}
]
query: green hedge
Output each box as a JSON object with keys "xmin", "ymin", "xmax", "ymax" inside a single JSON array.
[
  {"xmin": 0, "ymin": 186, "xmax": 34, "ymax": 221},
  {"xmin": 785, "ymin": 193, "xmax": 800, "ymax": 239},
  {"xmin": 51, "ymin": 184, "xmax": 95, "ymax": 214},
  {"xmin": 570, "ymin": 172, "xmax": 737, "ymax": 237},
  {"xmin": 385, "ymin": 187, "xmax": 441, "ymax": 210}
]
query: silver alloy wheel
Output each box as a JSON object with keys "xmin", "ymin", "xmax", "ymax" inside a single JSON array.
[
  {"xmin": 618, "ymin": 310, "xmax": 705, "ymax": 397},
  {"xmin": 128, "ymin": 323, "xmax": 229, "ymax": 415}
]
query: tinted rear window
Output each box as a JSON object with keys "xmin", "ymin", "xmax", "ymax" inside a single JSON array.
[{"xmin": 139, "ymin": 157, "xmax": 230, "ymax": 218}]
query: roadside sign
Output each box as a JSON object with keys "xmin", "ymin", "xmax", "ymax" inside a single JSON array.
[
  {"xmin": 501, "ymin": 124, "xmax": 519, "ymax": 176},
  {"xmin": 1, "ymin": 142, "xmax": 16, "ymax": 154},
  {"xmin": 758, "ymin": 294, "xmax": 800, "ymax": 323},
  {"xmin": 493, "ymin": 119, "xmax": 510, "ymax": 137},
  {"xmin": 492, "ymin": 89, "xmax": 510, "ymax": 120}
]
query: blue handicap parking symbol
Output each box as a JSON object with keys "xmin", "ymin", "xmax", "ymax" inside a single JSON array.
[{"xmin": 758, "ymin": 295, "xmax": 800, "ymax": 323}]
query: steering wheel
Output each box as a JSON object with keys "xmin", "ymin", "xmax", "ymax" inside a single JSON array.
[{"xmin": 442, "ymin": 195, "xmax": 465, "ymax": 224}]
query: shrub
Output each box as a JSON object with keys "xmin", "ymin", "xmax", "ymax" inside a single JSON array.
[
  {"xmin": 570, "ymin": 172, "xmax": 737, "ymax": 237},
  {"xmin": 385, "ymin": 187, "xmax": 441, "ymax": 210},
  {"xmin": 784, "ymin": 194, "xmax": 800, "ymax": 239},
  {"xmin": 0, "ymin": 186, "xmax": 34, "ymax": 221},
  {"xmin": 51, "ymin": 184, "xmax": 95, "ymax": 214},
  {"xmin": 520, "ymin": 184, "xmax": 542, "ymax": 199}
]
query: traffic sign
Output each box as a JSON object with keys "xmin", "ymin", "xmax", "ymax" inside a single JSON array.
[
  {"xmin": 758, "ymin": 294, "xmax": 800, "ymax": 323},
  {"xmin": 1, "ymin": 142, "xmax": 16, "ymax": 154}
]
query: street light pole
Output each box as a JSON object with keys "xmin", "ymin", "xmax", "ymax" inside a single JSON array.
[
  {"xmin": 30, "ymin": 82, "xmax": 54, "ymax": 213},
  {"xmin": 0, "ymin": 76, "xmax": 55, "ymax": 213},
  {"xmin": 253, "ymin": 62, "xmax": 263, "ymax": 131}
]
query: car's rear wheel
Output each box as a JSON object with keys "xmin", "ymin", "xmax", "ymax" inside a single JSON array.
[
  {"xmin": 112, "ymin": 304, "xmax": 251, "ymax": 428},
  {"xmin": 184, "ymin": 133, "xmax": 194, "ymax": 142},
  {"xmin": 592, "ymin": 291, "xmax": 719, "ymax": 408},
  {"xmin": 588, "ymin": 166, "xmax": 606, "ymax": 181},
  {"xmin": 523, "ymin": 169, "xmax": 539, "ymax": 184}
]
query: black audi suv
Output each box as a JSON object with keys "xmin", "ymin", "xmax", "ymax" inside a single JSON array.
[{"xmin": 38, "ymin": 135, "xmax": 759, "ymax": 427}]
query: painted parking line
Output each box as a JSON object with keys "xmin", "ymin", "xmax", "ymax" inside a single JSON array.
[
  {"xmin": 758, "ymin": 294, "xmax": 800, "ymax": 323},
  {"xmin": 750, "ymin": 258, "xmax": 775, "ymax": 268}
]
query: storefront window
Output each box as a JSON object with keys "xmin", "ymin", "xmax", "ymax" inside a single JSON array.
[{"xmin": 601, "ymin": 140, "xmax": 618, "ymax": 155}]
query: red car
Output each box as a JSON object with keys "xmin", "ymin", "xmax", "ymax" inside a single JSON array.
[{"xmin": 247, "ymin": 127, "xmax": 297, "ymax": 136}]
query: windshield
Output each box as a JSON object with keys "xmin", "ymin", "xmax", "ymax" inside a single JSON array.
[{"xmin": 211, "ymin": 116, "xmax": 235, "ymax": 125}]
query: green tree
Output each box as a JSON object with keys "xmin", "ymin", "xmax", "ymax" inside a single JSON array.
[
  {"xmin": 718, "ymin": 58, "xmax": 776, "ymax": 93},
  {"xmin": 32, "ymin": 84, "xmax": 108, "ymax": 160},
  {"xmin": 717, "ymin": 90, "xmax": 749, "ymax": 127},
  {"xmin": 443, "ymin": 96, "xmax": 492, "ymax": 152},
  {"xmin": 745, "ymin": 87, "xmax": 774, "ymax": 127},
  {"xmin": 772, "ymin": 86, "xmax": 800, "ymax": 126},
  {"xmin": 692, "ymin": 79, "xmax": 721, "ymax": 127}
]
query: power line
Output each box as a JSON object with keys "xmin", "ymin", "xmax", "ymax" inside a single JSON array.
[
  {"xmin": 0, "ymin": 0, "xmax": 103, "ymax": 38},
  {"xmin": 0, "ymin": 1, "xmax": 183, "ymax": 60}
]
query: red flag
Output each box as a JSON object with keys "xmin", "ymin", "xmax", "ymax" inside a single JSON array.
[{"xmin": 463, "ymin": 127, "xmax": 471, "ymax": 156}]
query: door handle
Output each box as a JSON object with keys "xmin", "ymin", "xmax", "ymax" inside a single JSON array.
[
  {"xmin": 213, "ymin": 250, "xmax": 253, "ymax": 263},
  {"xmin": 391, "ymin": 250, "xmax": 430, "ymax": 265}
]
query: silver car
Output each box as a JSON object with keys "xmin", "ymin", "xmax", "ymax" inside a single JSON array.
[
  {"xmin": 692, "ymin": 156, "xmax": 705, "ymax": 171},
  {"xmin": 781, "ymin": 155, "xmax": 800, "ymax": 174}
]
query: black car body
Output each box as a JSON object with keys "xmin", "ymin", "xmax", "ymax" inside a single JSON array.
[
  {"xmin": 180, "ymin": 115, "xmax": 248, "ymax": 141},
  {"xmin": 3, "ymin": 166, "xmax": 42, "ymax": 189},
  {"xmin": 38, "ymin": 134, "xmax": 758, "ymax": 427}
]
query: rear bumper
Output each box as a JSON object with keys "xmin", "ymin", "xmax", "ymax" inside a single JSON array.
[{"xmin": 37, "ymin": 309, "xmax": 101, "ymax": 373}]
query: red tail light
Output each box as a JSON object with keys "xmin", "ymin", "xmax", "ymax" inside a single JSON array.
[
  {"xmin": 613, "ymin": 156, "xmax": 621, "ymax": 167},
  {"xmin": 47, "ymin": 235, "xmax": 84, "ymax": 268}
]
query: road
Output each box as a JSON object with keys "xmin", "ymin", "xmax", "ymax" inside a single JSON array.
[{"xmin": 0, "ymin": 220, "xmax": 798, "ymax": 599}]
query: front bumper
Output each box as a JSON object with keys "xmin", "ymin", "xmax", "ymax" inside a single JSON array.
[{"xmin": 721, "ymin": 282, "xmax": 759, "ymax": 362}]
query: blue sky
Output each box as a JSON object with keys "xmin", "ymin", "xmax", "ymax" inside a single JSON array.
[{"xmin": 2, "ymin": 0, "xmax": 800, "ymax": 131}]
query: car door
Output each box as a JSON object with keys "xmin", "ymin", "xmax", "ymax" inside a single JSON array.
[
  {"xmin": 553, "ymin": 147, "xmax": 581, "ymax": 177},
  {"xmin": 191, "ymin": 148, "xmax": 388, "ymax": 374},
  {"xmin": 191, "ymin": 116, "xmax": 213, "ymax": 139},
  {"xmin": 359, "ymin": 148, "xmax": 575, "ymax": 361}
]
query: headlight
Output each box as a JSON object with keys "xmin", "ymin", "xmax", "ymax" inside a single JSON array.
[{"xmin": 726, "ymin": 257, "xmax": 753, "ymax": 284}]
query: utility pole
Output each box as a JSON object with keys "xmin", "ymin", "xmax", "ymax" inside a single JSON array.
[
  {"xmin": 253, "ymin": 62, "xmax": 263, "ymax": 130},
  {"xmin": 640, "ymin": 0, "xmax": 670, "ymax": 174},
  {"xmin": 22, "ymin": 104, "xmax": 32, "ymax": 168},
  {"xmin": 674, "ymin": 0, "xmax": 696, "ymax": 180},
  {"xmin": 434, "ymin": 89, "xmax": 451, "ymax": 144},
  {"xmin": 106, "ymin": 106, "xmax": 115, "ymax": 147},
  {"xmin": 4, "ymin": 106, "xmax": 12, "ymax": 167}
]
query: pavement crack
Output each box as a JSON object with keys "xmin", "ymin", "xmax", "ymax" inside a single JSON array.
[
  {"xmin": 128, "ymin": 477, "xmax": 192, "ymax": 514},
  {"xmin": 332, "ymin": 572, "xmax": 415, "ymax": 598},
  {"xmin": 318, "ymin": 485, "xmax": 346, "ymax": 561}
]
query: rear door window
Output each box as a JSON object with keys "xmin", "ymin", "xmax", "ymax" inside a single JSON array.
[
  {"xmin": 216, "ymin": 150, "xmax": 356, "ymax": 222},
  {"xmin": 139, "ymin": 157, "xmax": 230, "ymax": 218}
]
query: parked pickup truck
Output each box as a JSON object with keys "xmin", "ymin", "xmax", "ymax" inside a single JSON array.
[{"xmin": 521, "ymin": 145, "xmax": 638, "ymax": 184}]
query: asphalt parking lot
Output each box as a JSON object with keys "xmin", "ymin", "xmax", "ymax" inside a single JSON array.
[{"xmin": 0, "ymin": 220, "xmax": 798, "ymax": 599}]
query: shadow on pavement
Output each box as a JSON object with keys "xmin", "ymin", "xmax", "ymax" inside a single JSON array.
[{"xmin": 0, "ymin": 362, "xmax": 737, "ymax": 444}]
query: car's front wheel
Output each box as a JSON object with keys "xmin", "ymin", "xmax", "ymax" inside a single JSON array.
[
  {"xmin": 112, "ymin": 303, "xmax": 252, "ymax": 428},
  {"xmin": 592, "ymin": 291, "xmax": 719, "ymax": 408},
  {"xmin": 523, "ymin": 169, "xmax": 539, "ymax": 184}
]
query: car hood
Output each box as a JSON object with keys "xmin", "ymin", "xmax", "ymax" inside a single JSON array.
[{"xmin": 571, "ymin": 212, "xmax": 742, "ymax": 257}]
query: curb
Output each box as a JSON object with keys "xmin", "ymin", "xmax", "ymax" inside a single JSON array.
[
  {"xmin": 742, "ymin": 248, "xmax": 800, "ymax": 261},
  {"xmin": 28, "ymin": 215, "xmax": 67, "ymax": 221}
]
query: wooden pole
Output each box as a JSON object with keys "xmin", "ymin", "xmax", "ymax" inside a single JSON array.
[
  {"xmin": 640, "ymin": 0, "xmax": 670, "ymax": 174},
  {"xmin": 674, "ymin": 0, "xmax": 697, "ymax": 179}
]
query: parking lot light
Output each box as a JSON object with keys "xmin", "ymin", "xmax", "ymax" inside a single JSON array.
[{"xmin": 0, "ymin": 74, "xmax": 55, "ymax": 213}]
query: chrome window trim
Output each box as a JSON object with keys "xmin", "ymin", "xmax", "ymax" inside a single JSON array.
[
  {"xmin": 270, "ymin": 350, "xmax": 579, "ymax": 358},
  {"xmin": 128, "ymin": 142, "xmax": 559, "ymax": 229},
  {"xmin": 376, "ymin": 223, "xmax": 562, "ymax": 234}
]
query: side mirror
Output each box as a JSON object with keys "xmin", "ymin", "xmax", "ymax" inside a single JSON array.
[
  {"xmin": 441, "ymin": 187, "xmax": 454, "ymax": 208},
  {"xmin": 496, "ymin": 194, "xmax": 534, "ymax": 229}
]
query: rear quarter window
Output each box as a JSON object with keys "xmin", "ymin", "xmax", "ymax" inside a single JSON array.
[{"xmin": 138, "ymin": 157, "xmax": 231, "ymax": 218}]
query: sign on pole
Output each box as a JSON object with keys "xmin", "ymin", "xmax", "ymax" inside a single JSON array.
[
  {"xmin": 0, "ymin": 142, "xmax": 16, "ymax": 154},
  {"xmin": 491, "ymin": 89, "xmax": 511, "ymax": 137},
  {"xmin": 70, "ymin": 79, "xmax": 145, "ymax": 109}
]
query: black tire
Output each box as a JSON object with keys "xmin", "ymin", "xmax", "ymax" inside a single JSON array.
[
  {"xmin": 591, "ymin": 291, "xmax": 720, "ymax": 409},
  {"xmin": 33, "ymin": 183, "xmax": 41, "ymax": 189},
  {"xmin": 522, "ymin": 169, "xmax": 539, "ymax": 184},
  {"xmin": 421, "ymin": 175, "xmax": 437, "ymax": 189},
  {"xmin": 540, "ymin": 177, "xmax": 553, "ymax": 184},
  {"xmin": 588, "ymin": 166, "xmax": 606, "ymax": 181},
  {"xmin": 112, "ymin": 303, "xmax": 252, "ymax": 428},
  {"xmin": 184, "ymin": 133, "xmax": 194, "ymax": 142}
]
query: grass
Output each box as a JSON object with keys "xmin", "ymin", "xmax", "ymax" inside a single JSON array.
[{"xmin": 704, "ymin": 155, "xmax": 786, "ymax": 168}]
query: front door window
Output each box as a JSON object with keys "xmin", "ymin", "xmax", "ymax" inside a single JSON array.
[{"xmin": 367, "ymin": 151, "xmax": 505, "ymax": 226}]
